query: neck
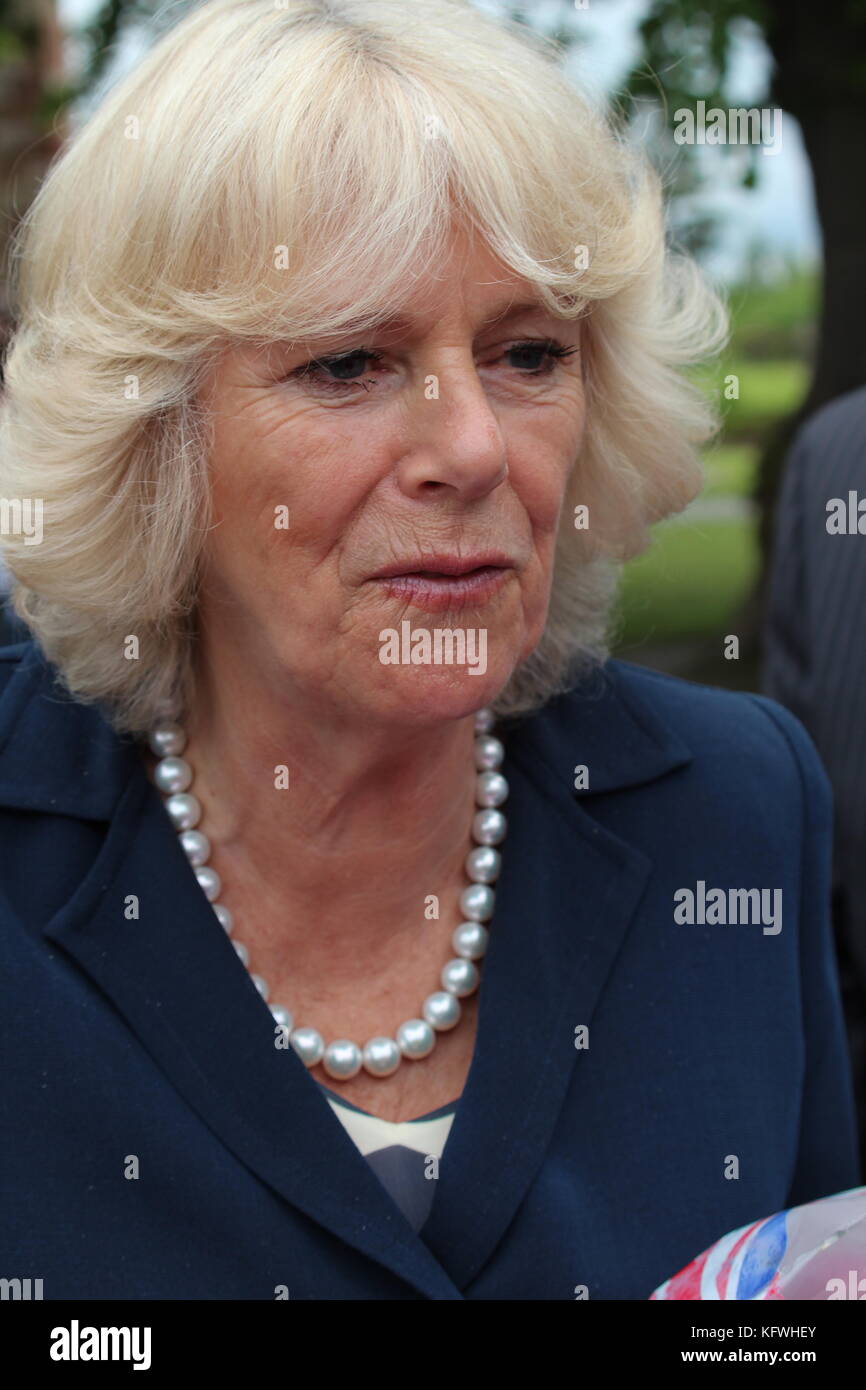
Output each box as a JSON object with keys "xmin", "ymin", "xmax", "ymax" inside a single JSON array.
[{"xmin": 176, "ymin": 651, "xmax": 482, "ymax": 954}]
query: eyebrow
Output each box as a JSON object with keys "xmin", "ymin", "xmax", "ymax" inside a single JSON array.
[
  {"xmin": 478, "ymin": 298, "xmax": 553, "ymax": 327},
  {"xmin": 319, "ymin": 297, "xmax": 553, "ymax": 341},
  {"xmin": 408, "ymin": 298, "xmax": 548, "ymax": 332}
]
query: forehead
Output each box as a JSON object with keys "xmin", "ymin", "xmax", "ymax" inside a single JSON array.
[{"xmin": 320, "ymin": 227, "xmax": 547, "ymax": 339}]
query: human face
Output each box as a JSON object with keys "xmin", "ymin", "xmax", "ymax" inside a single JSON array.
[{"xmin": 195, "ymin": 226, "xmax": 585, "ymax": 730}]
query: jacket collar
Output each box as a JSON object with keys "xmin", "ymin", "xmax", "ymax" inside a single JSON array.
[
  {"xmin": 0, "ymin": 640, "xmax": 140, "ymax": 818},
  {"xmin": 0, "ymin": 639, "xmax": 692, "ymax": 1297}
]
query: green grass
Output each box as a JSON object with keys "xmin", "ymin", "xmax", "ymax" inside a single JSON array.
[
  {"xmin": 611, "ymin": 268, "xmax": 817, "ymax": 660},
  {"xmin": 691, "ymin": 358, "xmax": 810, "ymax": 445},
  {"xmin": 726, "ymin": 269, "xmax": 818, "ymax": 356},
  {"xmin": 701, "ymin": 443, "xmax": 757, "ymax": 499},
  {"xmin": 613, "ymin": 515, "xmax": 760, "ymax": 647},
  {"xmin": 612, "ymin": 441, "xmax": 760, "ymax": 649},
  {"xmin": 718, "ymin": 358, "xmax": 810, "ymax": 441}
]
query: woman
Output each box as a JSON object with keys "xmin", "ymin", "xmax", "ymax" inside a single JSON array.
[{"xmin": 0, "ymin": 0, "xmax": 857, "ymax": 1300}]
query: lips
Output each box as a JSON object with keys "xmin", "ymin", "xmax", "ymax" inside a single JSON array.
[
  {"xmin": 372, "ymin": 553, "xmax": 515, "ymax": 580},
  {"xmin": 403, "ymin": 566, "xmax": 497, "ymax": 580},
  {"xmin": 371, "ymin": 559, "xmax": 515, "ymax": 613}
]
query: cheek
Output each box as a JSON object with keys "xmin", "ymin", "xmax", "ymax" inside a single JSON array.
[
  {"xmin": 200, "ymin": 412, "xmax": 293, "ymax": 596},
  {"xmin": 508, "ymin": 396, "xmax": 585, "ymax": 527},
  {"xmin": 205, "ymin": 404, "xmax": 383, "ymax": 594},
  {"xmin": 514, "ymin": 453, "xmax": 576, "ymax": 545}
]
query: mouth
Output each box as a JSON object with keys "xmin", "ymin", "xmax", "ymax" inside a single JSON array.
[
  {"xmin": 371, "ymin": 559, "xmax": 515, "ymax": 613},
  {"xmin": 401, "ymin": 565, "xmax": 501, "ymax": 580},
  {"xmin": 371, "ymin": 553, "xmax": 516, "ymax": 581}
]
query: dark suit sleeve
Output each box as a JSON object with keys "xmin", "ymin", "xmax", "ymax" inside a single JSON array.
[
  {"xmin": 747, "ymin": 694, "xmax": 860, "ymax": 1204},
  {"xmin": 761, "ymin": 433, "xmax": 811, "ymax": 727}
]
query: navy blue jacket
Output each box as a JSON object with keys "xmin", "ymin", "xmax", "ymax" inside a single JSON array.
[{"xmin": 0, "ymin": 638, "xmax": 858, "ymax": 1300}]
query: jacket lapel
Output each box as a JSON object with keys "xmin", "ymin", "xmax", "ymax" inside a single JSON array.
[
  {"xmin": 40, "ymin": 763, "xmax": 465, "ymax": 1299},
  {"xmin": 418, "ymin": 675, "xmax": 681, "ymax": 1287}
]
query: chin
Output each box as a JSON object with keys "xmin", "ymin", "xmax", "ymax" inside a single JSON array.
[{"xmin": 370, "ymin": 662, "xmax": 515, "ymax": 727}]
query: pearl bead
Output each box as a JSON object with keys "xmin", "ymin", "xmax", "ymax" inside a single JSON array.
[
  {"xmin": 213, "ymin": 902, "xmax": 233, "ymax": 933},
  {"xmin": 148, "ymin": 724, "xmax": 186, "ymax": 757},
  {"xmin": 233, "ymin": 940, "xmax": 249, "ymax": 967},
  {"xmin": 291, "ymin": 1027, "xmax": 325, "ymax": 1067},
  {"xmin": 194, "ymin": 865, "xmax": 221, "ymax": 901},
  {"xmin": 460, "ymin": 882, "xmax": 495, "ymax": 921},
  {"xmin": 474, "ymin": 735, "xmax": 504, "ymax": 770},
  {"xmin": 164, "ymin": 792, "xmax": 201, "ymax": 831},
  {"xmin": 465, "ymin": 844, "xmax": 501, "ymax": 884},
  {"xmin": 476, "ymin": 770, "xmax": 508, "ymax": 808},
  {"xmin": 251, "ymin": 973, "xmax": 269, "ymax": 999},
  {"xmin": 452, "ymin": 920, "xmax": 489, "ymax": 960},
  {"xmin": 179, "ymin": 828, "xmax": 210, "ymax": 866},
  {"xmin": 271, "ymin": 1004, "xmax": 294, "ymax": 1033},
  {"xmin": 474, "ymin": 708, "xmax": 495, "ymax": 734},
  {"xmin": 423, "ymin": 990, "xmax": 462, "ymax": 1031},
  {"xmin": 362, "ymin": 1036, "xmax": 401, "ymax": 1077},
  {"xmin": 441, "ymin": 957, "xmax": 480, "ymax": 997},
  {"xmin": 154, "ymin": 755, "xmax": 193, "ymax": 795},
  {"xmin": 322, "ymin": 1039, "xmax": 363, "ymax": 1080},
  {"xmin": 396, "ymin": 1018, "xmax": 436, "ymax": 1059},
  {"xmin": 472, "ymin": 807, "xmax": 506, "ymax": 845}
]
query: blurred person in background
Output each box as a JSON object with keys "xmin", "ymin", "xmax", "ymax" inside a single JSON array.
[{"xmin": 763, "ymin": 385, "xmax": 866, "ymax": 1185}]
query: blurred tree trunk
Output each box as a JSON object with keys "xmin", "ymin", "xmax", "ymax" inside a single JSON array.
[
  {"xmin": 752, "ymin": 0, "xmax": 866, "ymax": 603},
  {"xmin": 0, "ymin": 0, "xmax": 66, "ymax": 375}
]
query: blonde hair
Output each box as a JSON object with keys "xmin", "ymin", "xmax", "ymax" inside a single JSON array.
[{"xmin": 0, "ymin": 0, "xmax": 726, "ymax": 734}]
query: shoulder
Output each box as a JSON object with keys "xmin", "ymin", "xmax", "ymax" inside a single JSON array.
[
  {"xmin": 0, "ymin": 638, "xmax": 41, "ymax": 719},
  {"xmin": 0, "ymin": 636, "xmax": 74, "ymax": 729},
  {"xmin": 0, "ymin": 637, "xmax": 138, "ymax": 821},
  {"xmin": 0, "ymin": 637, "xmax": 34, "ymax": 674},
  {"xmin": 781, "ymin": 386, "xmax": 866, "ymax": 504},
  {"xmin": 794, "ymin": 384, "xmax": 866, "ymax": 456},
  {"xmin": 611, "ymin": 658, "xmax": 823, "ymax": 761},
  {"xmin": 616, "ymin": 658, "xmax": 826, "ymax": 778},
  {"xmin": 549, "ymin": 658, "xmax": 830, "ymax": 825}
]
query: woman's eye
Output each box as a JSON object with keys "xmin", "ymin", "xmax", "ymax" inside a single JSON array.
[
  {"xmin": 320, "ymin": 350, "xmax": 381, "ymax": 381},
  {"xmin": 288, "ymin": 349, "xmax": 384, "ymax": 391},
  {"xmin": 501, "ymin": 339, "xmax": 578, "ymax": 374}
]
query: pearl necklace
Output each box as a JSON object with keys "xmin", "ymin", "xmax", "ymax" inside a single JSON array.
[{"xmin": 146, "ymin": 709, "xmax": 509, "ymax": 1081}]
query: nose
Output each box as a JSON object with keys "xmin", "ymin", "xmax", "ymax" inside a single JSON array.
[{"xmin": 396, "ymin": 355, "xmax": 508, "ymax": 501}]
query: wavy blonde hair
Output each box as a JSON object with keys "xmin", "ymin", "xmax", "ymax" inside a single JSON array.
[{"xmin": 0, "ymin": 0, "xmax": 726, "ymax": 734}]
